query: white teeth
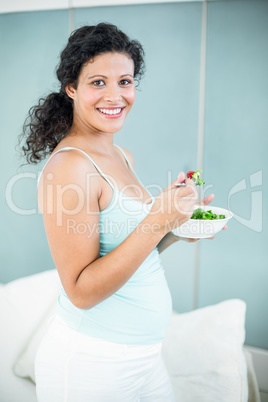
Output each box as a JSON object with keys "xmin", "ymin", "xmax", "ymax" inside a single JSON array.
[{"xmin": 99, "ymin": 108, "xmax": 122, "ymax": 115}]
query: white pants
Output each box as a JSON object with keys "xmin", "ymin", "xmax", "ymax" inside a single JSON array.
[{"xmin": 35, "ymin": 315, "xmax": 176, "ymax": 402}]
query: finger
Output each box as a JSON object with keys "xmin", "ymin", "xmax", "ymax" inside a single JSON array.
[
  {"xmin": 207, "ymin": 235, "xmax": 215, "ymax": 240},
  {"xmin": 163, "ymin": 172, "xmax": 186, "ymax": 192},
  {"xmin": 197, "ymin": 193, "xmax": 214, "ymax": 206},
  {"xmin": 177, "ymin": 179, "xmax": 197, "ymax": 198},
  {"xmin": 222, "ymin": 225, "xmax": 228, "ymax": 230},
  {"xmin": 189, "ymin": 238, "xmax": 199, "ymax": 242},
  {"xmin": 176, "ymin": 171, "xmax": 185, "ymax": 184}
]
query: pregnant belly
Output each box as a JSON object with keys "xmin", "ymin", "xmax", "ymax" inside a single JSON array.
[{"xmin": 81, "ymin": 277, "xmax": 173, "ymax": 343}]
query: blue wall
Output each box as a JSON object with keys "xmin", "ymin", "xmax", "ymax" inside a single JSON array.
[{"xmin": 1, "ymin": 1, "xmax": 267, "ymax": 349}]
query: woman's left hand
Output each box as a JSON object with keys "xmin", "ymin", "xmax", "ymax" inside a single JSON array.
[{"xmin": 180, "ymin": 193, "xmax": 227, "ymax": 242}]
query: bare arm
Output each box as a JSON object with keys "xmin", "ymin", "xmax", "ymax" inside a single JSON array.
[
  {"xmin": 157, "ymin": 231, "xmax": 180, "ymax": 254},
  {"xmin": 39, "ymin": 149, "xmax": 196, "ymax": 310},
  {"xmin": 74, "ymin": 214, "xmax": 164, "ymax": 309},
  {"xmin": 73, "ymin": 181, "xmax": 196, "ymax": 310}
]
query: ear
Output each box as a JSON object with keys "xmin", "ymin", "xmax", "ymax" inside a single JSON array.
[{"xmin": 65, "ymin": 84, "xmax": 76, "ymax": 100}]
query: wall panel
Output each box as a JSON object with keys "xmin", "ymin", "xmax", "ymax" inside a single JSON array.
[
  {"xmin": 0, "ymin": 10, "xmax": 69, "ymax": 281},
  {"xmin": 199, "ymin": 0, "xmax": 268, "ymax": 348}
]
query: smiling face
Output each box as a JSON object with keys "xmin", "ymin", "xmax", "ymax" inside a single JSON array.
[{"xmin": 66, "ymin": 52, "xmax": 136, "ymax": 135}]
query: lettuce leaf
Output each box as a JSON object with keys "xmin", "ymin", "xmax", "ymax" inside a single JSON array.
[
  {"xmin": 192, "ymin": 170, "xmax": 205, "ymax": 186},
  {"xmin": 191, "ymin": 208, "xmax": 225, "ymax": 220}
]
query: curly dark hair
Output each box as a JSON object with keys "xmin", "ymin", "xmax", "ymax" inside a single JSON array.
[{"xmin": 18, "ymin": 23, "xmax": 146, "ymax": 164}]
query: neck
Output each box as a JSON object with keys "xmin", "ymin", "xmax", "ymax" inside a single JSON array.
[{"xmin": 66, "ymin": 122, "xmax": 116, "ymax": 156}]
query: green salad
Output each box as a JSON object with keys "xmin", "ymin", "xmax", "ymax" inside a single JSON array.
[
  {"xmin": 186, "ymin": 170, "xmax": 205, "ymax": 186},
  {"xmin": 191, "ymin": 207, "xmax": 225, "ymax": 220}
]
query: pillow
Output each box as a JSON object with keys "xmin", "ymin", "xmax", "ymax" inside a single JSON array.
[
  {"xmin": 13, "ymin": 300, "xmax": 57, "ymax": 383},
  {"xmin": 0, "ymin": 269, "xmax": 60, "ymax": 402},
  {"xmin": 162, "ymin": 299, "xmax": 248, "ymax": 402}
]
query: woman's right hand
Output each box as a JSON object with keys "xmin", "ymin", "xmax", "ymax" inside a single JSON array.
[{"xmin": 147, "ymin": 171, "xmax": 198, "ymax": 236}]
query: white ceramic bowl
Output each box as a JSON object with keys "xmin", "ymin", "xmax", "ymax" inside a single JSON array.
[{"xmin": 172, "ymin": 205, "xmax": 233, "ymax": 239}]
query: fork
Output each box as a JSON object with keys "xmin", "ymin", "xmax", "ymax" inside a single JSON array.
[{"xmin": 174, "ymin": 182, "xmax": 186, "ymax": 187}]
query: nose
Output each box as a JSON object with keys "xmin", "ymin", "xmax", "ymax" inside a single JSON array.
[{"xmin": 103, "ymin": 83, "xmax": 122, "ymax": 103}]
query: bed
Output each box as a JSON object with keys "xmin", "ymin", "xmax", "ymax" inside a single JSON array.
[{"xmin": 0, "ymin": 269, "xmax": 261, "ymax": 402}]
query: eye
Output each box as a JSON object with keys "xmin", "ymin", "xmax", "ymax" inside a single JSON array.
[
  {"xmin": 92, "ymin": 80, "xmax": 105, "ymax": 86},
  {"xmin": 119, "ymin": 79, "xmax": 132, "ymax": 86}
]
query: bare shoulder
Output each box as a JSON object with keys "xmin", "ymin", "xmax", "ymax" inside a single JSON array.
[
  {"xmin": 40, "ymin": 148, "xmax": 100, "ymax": 182},
  {"xmin": 38, "ymin": 148, "xmax": 102, "ymax": 208},
  {"xmin": 118, "ymin": 146, "xmax": 135, "ymax": 169}
]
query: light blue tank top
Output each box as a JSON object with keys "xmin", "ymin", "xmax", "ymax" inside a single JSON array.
[{"xmin": 38, "ymin": 145, "xmax": 172, "ymax": 344}]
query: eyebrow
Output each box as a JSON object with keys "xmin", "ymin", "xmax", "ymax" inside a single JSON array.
[{"xmin": 86, "ymin": 74, "xmax": 134, "ymax": 80}]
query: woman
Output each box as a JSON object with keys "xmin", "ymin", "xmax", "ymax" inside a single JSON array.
[{"xmin": 19, "ymin": 22, "xmax": 219, "ymax": 401}]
